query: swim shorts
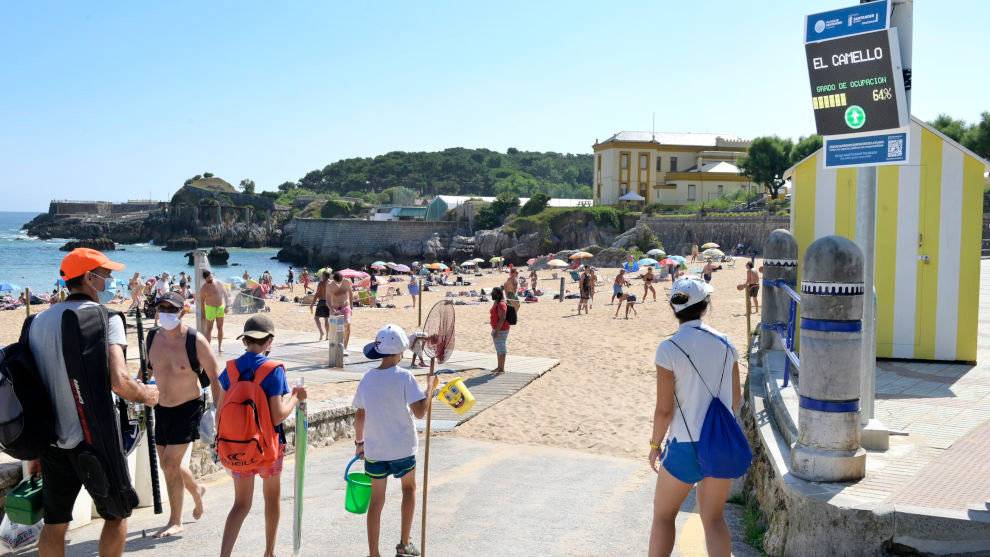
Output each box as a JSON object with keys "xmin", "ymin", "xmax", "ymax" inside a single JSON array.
[
  {"xmin": 331, "ymin": 304, "xmax": 352, "ymax": 323},
  {"xmin": 702, "ymin": 273, "xmax": 712, "ymax": 283},
  {"xmin": 613, "ymin": 284, "xmax": 623, "ymax": 296},
  {"xmin": 492, "ymin": 330, "xmax": 509, "ymax": 355},
  {"xmin": 748, "ymin": 284, "xmax": 760, "ymax": 297},
  {"xmin": 315, "ymin": 299, "xmax": 330, "ymax": 318},
  {"xmin": 365, "ymin": 455, "xmax": 417, "ymax": 479},
  {"xmin": 230, "ymin": 444, "xmax": 286, "ymax": 480},
  {"xmin": 155, "ymin": 398, "xmax": 205, "ymax": 446},
  {"xmin": 204, "ymin": 304, "xmax": 225, "ymax": 321},
  {"xmin": 661, "ymin": 438, "xmax": 703, "ymax": 485}
]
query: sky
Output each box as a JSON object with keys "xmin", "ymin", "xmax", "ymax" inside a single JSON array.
[{"xmin": 2, "ymin": 0, "xmax": 987, "ymax": 211}]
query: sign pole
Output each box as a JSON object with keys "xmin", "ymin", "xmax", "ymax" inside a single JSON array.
[{"xmin": 856, "ymin": 165, "xmax": 878, "ymax": 427}]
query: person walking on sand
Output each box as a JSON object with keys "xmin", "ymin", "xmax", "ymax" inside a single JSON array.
[
  {"xmin": 326, "ymin": 271, "xmax": 354, "ymax": 351},
  {"xmin": 27, "ymin": 248, "xmax": 159, "ymax": 557},
  {"xmin": 577, "ymin": 266, "xmax": 593, "ymax": 315},
  {"xmin": 643, "ymin": 266, "xmax": 658, "ymax": 302},
  {"xmin": 702, "ymin": 260, "xmax": 720, "ymax": 284},
  {"xmin": 504, "ymin": 267, "xmax": 520, "ymax": 311},
  {"xmin": 690, "ymin": 244, "xmax": 700, "ymax": 263},
  {"xmin": 353, "ymin": 324, "xmax": 438, "ymax": 557},
  {"xmin": 740, "ymin": 261, "xmax": 760, "ymax": 313},
  {"xmin": 648, "ymin": 278, "xmax": 744, "ymax": 557},
  {"xmin": 146, "ymin": 293, "xmax": 222, "ymax": 538},
  {"xmin": 489, "ymin": 286, "xmax": 511, "ymax": 374},
  {"xmin": 128, "ymin": 272, "xmax": 143, "ymax": 311},
  {"xmin": 286, "ymin": 267, "xmax": 294, "ymax": 292},
  {"xmin": 309, "ymin": 271, "xmax": 331, "ymax": 341},
  {"xmin": 218, "ymin": 316, "xmax": 307, "ymax": 557},
  {"xmin": 300, "ymin": 269, "xmax": 311, "ymax": 294},
  {"xmin": 407, "ymin": 275, "xmax": 419, "ymax": 308},
  {"xmin": 589, "ymin": 267, "xmax": 599, "ymax": 308},
  {"xmin": 529, "ymin": 269, "xmax": 538, "ymax": 293},
  {"xmin": 199, "ymin": 270, "xmax": 229, "ymax": 351},
  {"xmin": 614, "ymin": 290, "xmax": 638, "ymax": 319},
  {"xmin": 612, "ymin": 269, "xmax": 629, "ymax": 305}
]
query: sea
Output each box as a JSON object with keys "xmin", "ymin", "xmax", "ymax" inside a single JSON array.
[{"xmin": 0, "ymin": 211, "xmax": 293, "ymax": 294}]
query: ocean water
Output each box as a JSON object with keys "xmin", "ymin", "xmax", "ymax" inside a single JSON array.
[{"xmin": 0, "ymin": 211, "xmax": 292, "ymax": 293}]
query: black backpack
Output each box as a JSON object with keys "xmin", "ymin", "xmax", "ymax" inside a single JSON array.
[
  {"xmin": 506, "ymin": 304, "xmax": 518, "ymax": 325},
  {"xmin": 0, "ymin": 315, "xmax": 56, "ymax": 460},
  {"xmin": 146, "ymin": 326, "xmax": 210, "ymax": 388}
]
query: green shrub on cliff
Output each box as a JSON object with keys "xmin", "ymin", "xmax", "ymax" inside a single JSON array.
[
  {"xmin": 320, "ymin": 199, "xmax": 356, "ymax": 218},
  {"xmin": 474, "ymin": 193, "xmax": 520, "ymax": 230},
  {"xmin": 503, "ymin": 206, "xmax": 629, "ymax": 242}
]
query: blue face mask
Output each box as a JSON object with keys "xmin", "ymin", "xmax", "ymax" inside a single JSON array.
[{"xmin": 92, "ymin": 274, "xmax": 116, "ymax": 305}]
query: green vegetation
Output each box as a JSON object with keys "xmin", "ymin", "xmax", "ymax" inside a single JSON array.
[
  {"xmin": 320, "ymin": 199, "xmax": 364, "ymax": 218},
  {"xmin": 930, "ymin": 112, "xmax": 990, "ymax": 158},
  {"xmin": 279, "ymin": 148, "xmax": 592, "ymax": 200},
  {"xmin": 503, "ymin": 205, "xmax": 628, "ymax": 237},
  {"xmin": 519, "ymin": 192, "xmax": 550, "ymax": 216},
  {"xmin": 239, "ymin": 179, "xmax": 256, "ymax": 195},
  {"xmin": 728, "ymin": 492, "xmax": 768, "ymax": 554},
  {"xmin": 475, "ymin": 193, "xmax": 520, "ymax": 230}
]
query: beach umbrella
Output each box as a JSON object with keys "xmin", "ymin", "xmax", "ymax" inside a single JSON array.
[
  {"xmin": 526, "ymin": 258, "xmax": 537, "ymax": 266},
  {"xmin": 461, "ymin": 260, "xmax": 477, "ymax": 267},
  {"xmin": 0, "ymin": 282, "xmax": 21, "ymax": 293},
  {"xmin": 546, "ymin": 259, "xmax": 568, "ymax": 268},
  {"xmin": 388, "ymin": 263, "xmax": 411, "ymax": 273},
  {"xmin": 569, "ymin": 251, "xmax": 593, "ymax": 260},
  {"xmin": 228, "ymin": 276, "xmax": 246, "ymax": 287},
  {"xmin": 489, "ymin": 256, "xmax": 504, "ymax": 263},
  {"xmin": 669, "ymin": 255, "xmax": 686, "ymax": 263},
  {"xmin": 638, "ymin": 258, "xmax": 659, "ymax": 267},
  {"xmin": 647, "ymin": 248, "xmax": 666, "ymax": 257},
  {"xmin": 425, "ymin": 263, "xmax": 442, "ymax": 270},
  {"xmin": 370, "ymin": 260, "xmax": 387, "ymax": 270},
  {"xmin": 702, "ymin": 242, "xmax": 720, "ymax": 249},
  {"xmin": 339, "ymin": 268, "xmax": 369, "ymax": 281},
  {"xmin": 702, "ymin": 248, "xmax": 725, "ymax": 259},
  {"xmin": 659, "ymin": 258, "xmax": 674, "ymax": 266}
]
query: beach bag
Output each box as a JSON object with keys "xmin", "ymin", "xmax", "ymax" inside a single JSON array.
[
  {"xmin": 505, "ymin": 304, "xmax": 518, "ymax": 325},
  {"xmin": 0, "ymin": 514, "xmax": 42, "ymax": 552},
  {"xmin": 146, "ymin": 326, "xmax": 210, "ymax": 388},
  {"xmin": 216, "ymin": 359, "xmax": 282, "ymax": 474},
  {"xmin": 668, "ymin": 338, "xmax": 751, "ymax": 479},
  {"xmin": 0, "ymin": 315, "xmax": 56, "ymax": 460}
]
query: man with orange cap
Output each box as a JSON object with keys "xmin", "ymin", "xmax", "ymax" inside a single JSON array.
[{"xmin": 26, "ymin": 248, "xmax": 159, "ymax": 557}]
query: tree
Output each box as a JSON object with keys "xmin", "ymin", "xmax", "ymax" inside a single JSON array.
[
  {"xmin": 277, "ymin": 181, "xmax": 297, "ymax": 193},
  {"xmin": 962, "ymin": 112, "xmax": 990, "ymax": 160},
  {"xmin": 789, "ymin": 135, "xmax": 823, "ymax": 166},
  {"xmin": 738, "ymin": 136, "xmax": 794, "ymax": 199},
  {"xmin": 203, "ymin": 172, "xmax": 214, "ymax": 178},
  {"xmin": 474, "ymin": 193, "xmax": 520, "ymax": 230},
  {"xmin": 930, "ymin": 114, "xmax": 968, "ymax": 143},
  {"xmin": 239, "ymin": 179, "xmax": 256, "ymax": 195},
  {"xmin": 519, "ymin": 192, "xmax": 550, "ymax": 216}
]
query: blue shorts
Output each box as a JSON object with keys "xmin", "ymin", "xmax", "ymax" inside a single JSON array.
[
  {"xmin": 365, "ymin": 455, "xmax": 417, "ymax": 479},
  {"xmin": 613, "ymin": 285, "xmax": 623, "ymax": 296},
  {"xmin": 492, "ymin": 330, "xmax": 509, "ymax": 355},
  {"xmin": 661, "ymin": 439, "xmax": 702, "ymax": 484}
]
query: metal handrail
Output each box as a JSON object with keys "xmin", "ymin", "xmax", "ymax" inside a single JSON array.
[{"xmin": 762, "ymin": 279, "xmax": 801, "ymax": 387}]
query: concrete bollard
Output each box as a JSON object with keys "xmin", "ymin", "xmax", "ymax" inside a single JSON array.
[
  {"xmin": 327, "ymin": 314, "xmax": 345, "ymax": 368},
  {"xmin": 791, "ymin": 235, "xmax": 867, "ymax": 482},
  {"xmin": 759, "ymin": 229, "xmax": 798, "ymax": 352}
]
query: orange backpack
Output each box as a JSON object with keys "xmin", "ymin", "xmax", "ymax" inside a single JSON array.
[{"xmin": 216, "ymin": 359, "xmax": 283, "ymax": 473}]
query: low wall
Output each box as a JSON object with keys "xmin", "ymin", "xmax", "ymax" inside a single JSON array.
[
  {"xmin": 638, "ymin": 215, "xmax": 789, "ymax": 256},
  {"xmin": 288, "ymin": 218, "xmax": 461, "ymax": 265}
]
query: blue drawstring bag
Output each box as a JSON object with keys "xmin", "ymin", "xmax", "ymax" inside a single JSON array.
[{"xmin": 669, "ymin": 337, "xmax": 752, "ymax": 479}]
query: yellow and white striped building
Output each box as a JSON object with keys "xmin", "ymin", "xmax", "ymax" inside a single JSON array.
[{"xmin": 788, "ymin": 117, "xmax": 988, "ymax": 362}]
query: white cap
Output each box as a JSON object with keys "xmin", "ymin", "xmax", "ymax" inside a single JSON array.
[
  {"xmin": 363, "ymin": 324, "xmax": 410, "ymax": 359},
  {"xmin": 669, "ymin": 277, "xmax": 714, "ymax": 312}
]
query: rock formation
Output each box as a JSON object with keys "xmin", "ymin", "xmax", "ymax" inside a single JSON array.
[{"xmin": 59, "ymin": 237, "xmax": 117, "ymax": 252}]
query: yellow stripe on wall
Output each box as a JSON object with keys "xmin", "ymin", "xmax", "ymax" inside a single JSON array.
[
  {"xmin": 956, "ymin": 155, "xmax": 983, "ymax": 361},
  {"xmin": 914, "ymin": 130, "xmax": 942, "ymax": 360},
  {"xmin": 834, "ymin": 168, "xmax": 858, "ymax": 239},
  {"xmin": 875, "ymin": 165, "xmax": 899, "ymax": 357},
  {"xmin": 792, "ymin": 154, "xmax": 818, "ymax": 272}
]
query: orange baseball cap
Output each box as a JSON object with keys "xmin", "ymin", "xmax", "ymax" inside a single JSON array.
[{"xmin": 60, "ymin": 248, "xmax": 126, "ymax": 280}]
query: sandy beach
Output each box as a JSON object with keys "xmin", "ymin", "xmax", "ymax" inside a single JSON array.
[{"xmin": 0, "ymin": 260, "xmax": 758, "ymax": 461}]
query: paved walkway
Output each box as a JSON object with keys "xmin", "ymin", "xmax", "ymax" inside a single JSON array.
[{"xmin": 41, "ymin": 438, "xmax": 759, "ymax": 557}]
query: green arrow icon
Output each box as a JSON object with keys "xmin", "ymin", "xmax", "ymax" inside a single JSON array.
[{"xmin": 845, "ymin": 105, "xmax": 866, "ymax": 129}]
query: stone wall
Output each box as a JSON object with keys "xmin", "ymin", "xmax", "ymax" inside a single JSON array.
[
  {"xmin": 50, "ymin": 200, "xmax": 166, "ymax": 216},
  {"xmin": 638, "ymin": 215, "xmax": 789, "ymax": 256},
  {"xmin": 286, "ymin": 218, "xmax": 461, "ymax": 266}
]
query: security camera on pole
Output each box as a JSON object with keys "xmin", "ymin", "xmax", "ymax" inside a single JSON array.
[{"xmin": 803, "ymin": 0, "xmax": 912, "ymax": 452}]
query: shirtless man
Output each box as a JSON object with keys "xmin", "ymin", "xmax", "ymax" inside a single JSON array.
[
  {"xmin": 503, "ymin": 268, "xmax": 520, "ymax": 310},
  {"xmin": 702, "ymin": 261, "xmax": 720, "ymax": 283},
  {"xmin": 147, "ymin": 293, "xmax": 222, "ymax": 538},
  {"xmin": 744, "ymin": 261, "xmax": 760, "ymax": 313},
  {"xmin": 529, "ymin": 269, "xmax": 538, "ymax": 293},
  {"xmin": 326, "ymin": 271, "xmax": 354, "ymax": 349},
  {"xmin": 309, "ymin": 271, "xmax": 331, "ymax": 340},
  {"xmin": 198, "ymin": 270, "xmax": 229, "ymax": 351}
]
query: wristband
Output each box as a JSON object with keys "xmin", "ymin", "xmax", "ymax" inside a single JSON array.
[
  {"xmin": 354, "ymin": 440, "xmax": 364, "ymax": 446},
  {"xmin": 649, "ymin": 441, "xmax": 661, "ymax": 450}
]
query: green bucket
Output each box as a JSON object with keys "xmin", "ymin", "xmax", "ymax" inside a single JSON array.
[{"xmin": 344, "ymin": 456, "xmax": 372, "ymax": 514}]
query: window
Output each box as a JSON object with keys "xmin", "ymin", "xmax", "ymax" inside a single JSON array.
[
  {"xmin": 656, "ymin": 156, "xmax": 662, "ymax": 171},
  {"xmin": 639, "ymin": 154, "xmax": 648, "ymax": 170},
  {"xmin": 717, "ymin": 185, "xmax": 724, "ymax": 196},
  {"xmin": 620, "ymin": 153, "xmax": 629, "ymax": 169},
  {"xmin": 687, "ymin": 184, "xmax": 696, "ymax": 201},
  {"xmin": 670, "ymin": 156, "xmax": 678, "ymax": 172}
]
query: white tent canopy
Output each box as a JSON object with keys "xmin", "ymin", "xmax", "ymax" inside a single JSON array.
[{"xmin": 618, "ymin": 191, "xmax": 645, "ymax": 201}]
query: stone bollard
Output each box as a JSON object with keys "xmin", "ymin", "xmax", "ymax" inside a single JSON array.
[
  {"xmin": 327, "ymin": 314, "xmax": 345, "ymax": 368},
  {"xmin": 759, "ymin": 229, "xmax": 798, "ymax": 353},
  {"xmin": 791, "ymin": 235, "xmax": 867, "ymax": 482}
]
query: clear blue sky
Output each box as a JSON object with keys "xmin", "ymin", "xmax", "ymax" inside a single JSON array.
[{"xmin": 2, "ymin": 0, "xmax": 987, "ymax": 211}]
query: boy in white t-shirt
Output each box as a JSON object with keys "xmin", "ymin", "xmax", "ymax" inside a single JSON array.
[{"xmin": 353, "ymin": 324, "xmax": 438, "ymax": 557}]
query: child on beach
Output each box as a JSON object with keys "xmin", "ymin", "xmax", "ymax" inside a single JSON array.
[
  {"xmin": 407, "ymin": 331, "xmax": 428, "ymax": 368},
  {"xmin": 354, "ymin": 324, "xmax": 438, "ymax": 557},
  {"xmin": 217, "ymin": 315, "xmax": 307, "ymax": 557}
]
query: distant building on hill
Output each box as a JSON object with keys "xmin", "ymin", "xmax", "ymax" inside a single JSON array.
[
  {"xmin": 424, "ymin": 195, "xmax": 591, "ymax": 221},
  {"xmin": 371, "ymin": 206, "xmax": 428, "ymax": 221},
  {"xmin": 592, "ymin": 132, "xmax": 756, "ymax": 206}
]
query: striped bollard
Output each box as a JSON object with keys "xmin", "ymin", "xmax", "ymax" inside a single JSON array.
[
  {"xmin": 791, "ymin": 235, "xmax": 867, "ymax": 482},
  {"xmin": 759, "ymin": 229, "xmax": 798, "ymax": 353}
]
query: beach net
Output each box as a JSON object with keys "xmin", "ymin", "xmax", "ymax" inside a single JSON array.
[{"xmin": 423, "ymin": 300, "xmax": 455, "ymax": 364}]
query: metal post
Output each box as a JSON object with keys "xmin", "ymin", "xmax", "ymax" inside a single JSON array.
[
  {"xmin": 24, "ymin": 288, "xmax": 30, "ymax": 317},
  {"xmin": 745, "ymin": 286, "xmax": 752, "ymax": 353},
  {"xmin": 559, "ymin": 277, "xmax": 565, "ymax": 302},
  {"xmin": 417, "ymin": 279, "xmax": 423, "ymax": 327},
  {"xmin": 856, "ymin": 166, "xmax": 878, "ymax": 426}
]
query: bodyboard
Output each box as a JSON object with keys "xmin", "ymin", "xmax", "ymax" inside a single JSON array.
[
  {"xmin": 61, "ymin": 305, "xmax": 139, "ymax": 520},
  {"xmin": 293, "ymin": 399, "xmax": 308, "ymax": 556}
]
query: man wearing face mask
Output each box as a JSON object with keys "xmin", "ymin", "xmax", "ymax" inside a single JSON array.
[
  {"xmin": 27, "ymin": 248, "xmax": 159, "ymax": 557},
  {"xmin": 198, "ymin": 270, "xmax": 229, "ymax": 351},
  {"xmin": 145, "ymin": 292, "xmax": 222, "ymax": 538}
]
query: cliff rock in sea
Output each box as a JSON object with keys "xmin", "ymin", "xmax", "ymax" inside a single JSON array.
[{"xmin": 59, "ymin": 237, "xmax": 117, "ymax": 252}]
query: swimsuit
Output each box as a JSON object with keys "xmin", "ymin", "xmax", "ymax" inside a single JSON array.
[
  {"xmin": 331, "ymin": 304, "xmax": 352, "ymax": 323},
  {"xmin": 315, "ymin": 299, "xmax": 330, "ymax": 318},
  {"xmin": 204, "ymin": 304, "xmax": 225, "ymax": 321},
  {"xmin": 154, "ymin": 398, "xmax": 205, "ymax": 446}
]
